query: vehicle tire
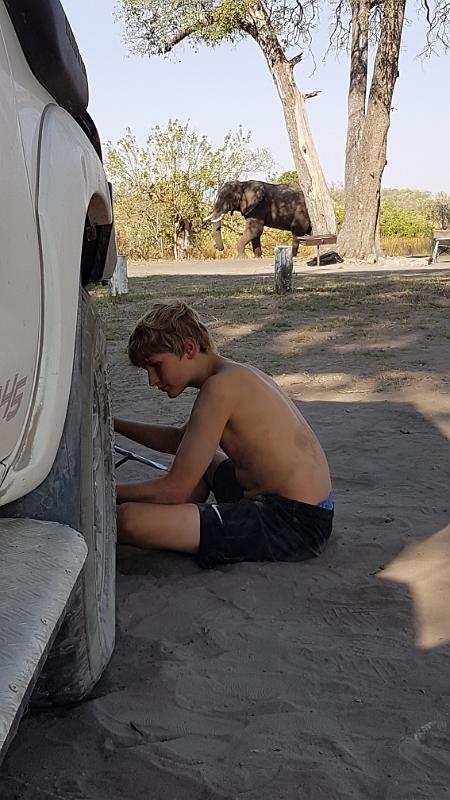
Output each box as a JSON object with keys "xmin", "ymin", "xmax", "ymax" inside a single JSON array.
[{"xmin": 0, "ymin": 288, "xmax": 116, "ymax": 704}]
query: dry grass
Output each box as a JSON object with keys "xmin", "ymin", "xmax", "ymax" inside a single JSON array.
[
  {"xmin": 91, "ymin": 273, "xmax": 450, "ymax": 344},
  {"xmin": 91, "ymin": 272, "xmax": 450, "ymax": 397},
  {"xmin": 381, "ymin": 236, "xmax": 432, "ymax": 257}
]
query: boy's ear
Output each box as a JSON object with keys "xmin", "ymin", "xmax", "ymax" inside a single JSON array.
[{"xmin": 184, "ymin": 337, "xmax": 197, "ymax": 359}]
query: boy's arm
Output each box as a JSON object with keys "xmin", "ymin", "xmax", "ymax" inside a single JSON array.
[
  {"xmin": 116, "ymin": 376, "xmax": 233, "ymax": 505},
  {"xmin": 114, "ymin": 418, "xmax": 187, "ymax": 455}
]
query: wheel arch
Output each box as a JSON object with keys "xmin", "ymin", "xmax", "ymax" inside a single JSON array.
[{"xmin": 80, "ymin": 190, "xmax": 117, "ymax": 287}]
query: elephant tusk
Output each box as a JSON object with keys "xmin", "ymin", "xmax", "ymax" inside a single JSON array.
[
  {"xmin": 210, "ymin": 215, "xmax": 224, "ymax": 224},
  {"xmin": 203, "ymin": 213, "xmax": 213, "ymax": 223}
]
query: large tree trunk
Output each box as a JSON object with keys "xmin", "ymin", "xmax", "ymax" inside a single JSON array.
[
  {"xmin": 248, "ymin": 2, "xmax": 336, "ymax": 235},
  {"xmin": 339, "ymin": 0, "xmax": 406, "ymax": 260},
  {"xmin": 272, "ymin": 64, "xmax": 336, "ymax": 235}
]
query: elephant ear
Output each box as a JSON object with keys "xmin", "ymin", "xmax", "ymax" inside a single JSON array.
[{"xmin": 241, "ymin": 184, "xmax": 265, "ymax": 217}]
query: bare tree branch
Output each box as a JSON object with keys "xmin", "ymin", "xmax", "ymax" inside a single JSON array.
[
  {"xmin": 289, "ymin": 52, "xmax": 304, "ymax": 66},
  {"xmin": 164, "ymin": 25, "xmax": 201, "ymax": 52},
  {"xmin": 326, "ymin": 0, "xmax": 351, "ymax": 56},
  {"xmin": 422, "ymin": 0, "xmax": 433, "ymax": 25},
  {"xmin": 419, "ymin": 0, "xmax": 450, "ymax": 55}
]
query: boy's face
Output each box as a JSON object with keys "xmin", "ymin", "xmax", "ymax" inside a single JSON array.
[{"xmin": 144, "ymin": 349, "xmax": 194, "ymax": 398}]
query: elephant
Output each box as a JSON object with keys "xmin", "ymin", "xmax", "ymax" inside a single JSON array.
[{"xmin": 207, "ymin": 180, "xmax": 312, "ymax": 258}]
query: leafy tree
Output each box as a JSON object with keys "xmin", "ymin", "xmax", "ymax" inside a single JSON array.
[
  {"xmin": 329, "ymin": 185, "xmax": 345, "ymax": 231},
  {"xmin": 380, "ymin": 204, "xmax": 432, "ymax": 238},
  {"xmin": 119, "ymin": 0, "xmax": 336, "ymax": 235},
  {"xmin": 106, "ymin": 120, "xmax": 273, "ymax": 259},
  {"xmin": 322, "ymin": 184, "xmax": 434, "ymax": 240},
  {"xmin": 277, "ymin": 170, "xmax": 298, "ymax": 184},
  {"xmin": 381, "ymin": 188, "xmax": 432, "ymax": 213},
  {"xmin": 431, "ymin": 192, "xmax": 450, "ymax": 230}
]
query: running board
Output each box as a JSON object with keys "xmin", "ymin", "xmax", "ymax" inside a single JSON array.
[{"xmin": 0, "ymin": 519, "xmax": 87, "ymax": 762}]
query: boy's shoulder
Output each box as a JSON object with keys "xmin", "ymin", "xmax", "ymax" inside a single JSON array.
[
  {"xmin": 201, "ymin": 360, "xmax": 260, "ymax": 397},
  {"xmin": 210, "ymin": 358, "xmax": 251, "ymax": 382}
]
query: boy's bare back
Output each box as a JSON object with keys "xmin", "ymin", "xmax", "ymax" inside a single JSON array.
[{"xmin": 189, "ymin": 356, "xmax": 331, "ymax": 506}]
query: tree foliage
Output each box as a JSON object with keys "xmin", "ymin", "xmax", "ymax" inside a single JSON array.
[
  {"xmin": 277, "ymin": 170, "xmax": 297, "ymax": 184},
  {"xmin": 327, "ymin": 0, "xmax": 450, "ymax": 52},
  {"xmin": 325, "ymin": 185, "xmax": 446, "ymax": 239},
  {"xmin": 431, "ymin": 191, "xmax": 450, "ymax": 229},
  {"xmin": 380, "ymin": 204, "xmax": 432, "ymax": 238},
  {"xmin": 120, "ymin": 0, "xmax": 318, "ymax": 56},
  {"xmin": 120, "ymin": 0, "xmax": 450, "ymax": 56},
  {"xmin": 106, "ymin": 120, "xmax": 274, "ymax": 259},
  {"xmin": 381, "ymin": 188, "xmax": 432, "ymax": 212}
]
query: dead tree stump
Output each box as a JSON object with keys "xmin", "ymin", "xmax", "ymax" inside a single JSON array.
[{"xmin": 274, "ymin": 246, "xmax": 293, "ymax": 294}]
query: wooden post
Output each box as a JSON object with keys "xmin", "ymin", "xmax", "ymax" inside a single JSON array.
[
  {"xmin": 110, "ymin": 255, "xmax": 128, "ymax": 296},
  {"xmin": 274, "ymin": 246, "xmax": 293, "ymax": 294}
]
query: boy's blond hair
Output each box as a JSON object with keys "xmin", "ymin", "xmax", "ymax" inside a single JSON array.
[{"xmin": 128, "ymin": 302, "xmax": 215, "ymax": 367}]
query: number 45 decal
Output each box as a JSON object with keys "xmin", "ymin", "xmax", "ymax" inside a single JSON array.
[{"xmin": 0, "ymin": 374, "xmax": 28, "ymax": 422}]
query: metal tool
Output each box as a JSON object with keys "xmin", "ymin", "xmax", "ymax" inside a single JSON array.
[{"xmin": 114, "ymin": 445, "xmax": 168, "ymax": 472}]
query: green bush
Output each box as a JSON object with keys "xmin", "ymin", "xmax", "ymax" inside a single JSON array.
[{"xmin": 380, "ymin": 203, "xmax": 433, "ymax": 239}]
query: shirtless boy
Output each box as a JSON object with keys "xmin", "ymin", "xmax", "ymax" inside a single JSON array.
[{"xmin": 115, "ymin": 302, "xmax": 333, "ymax": 569}]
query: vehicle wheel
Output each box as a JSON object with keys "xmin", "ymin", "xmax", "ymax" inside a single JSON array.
[{"xmin": 0, "ymin": 288, "xmax": 116, "ymax": 704}]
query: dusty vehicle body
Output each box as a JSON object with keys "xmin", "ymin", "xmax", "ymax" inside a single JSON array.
[{"xmin": 0, "ymin": 0, "xmax": 117, "ymax": 760}]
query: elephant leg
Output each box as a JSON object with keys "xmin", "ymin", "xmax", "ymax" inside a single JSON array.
[
  {"xmin": 252, "ymin": 235, "xmax": 262, "ymax": 258},
  {"xmin": 292, "ymin": 234, "xmax": 301, "ymax": 257},
  {"xmin": 237, "ymin": 219, "xmax": 264, "ymax": 258}
]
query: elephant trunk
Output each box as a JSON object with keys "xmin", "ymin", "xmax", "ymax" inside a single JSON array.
[{"xmin": 211, "ymin": 213, "xmax": 224, "ymax": 251}]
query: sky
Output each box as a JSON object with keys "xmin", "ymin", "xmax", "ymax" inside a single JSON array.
[{"xmin": 63, "ymin": 0, "xmax": 450, "ymax": 194}]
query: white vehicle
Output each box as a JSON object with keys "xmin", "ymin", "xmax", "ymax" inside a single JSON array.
[{"xmin": 0, "ymin": 0, "xmax": 117, "ymax": 759}]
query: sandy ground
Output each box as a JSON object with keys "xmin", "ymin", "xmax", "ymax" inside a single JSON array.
[
  {"xmin": 1, "ymin": 258, "xmax": 450, "ymax": 799},
  {"xmin": 127, "ymin": 254, "xmax": 433, "ymax": 277}
]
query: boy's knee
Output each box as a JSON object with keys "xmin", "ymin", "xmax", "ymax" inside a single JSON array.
[{"xmin": 117, "ymin": 502, "xmax": 139, "ymax": 544}]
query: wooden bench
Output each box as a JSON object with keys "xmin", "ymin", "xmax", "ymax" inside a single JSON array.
[
  {"xmin": 431, "ymin": 230, "xmax": 450, "ymax": 263},
  {"xmin": 297, "ymin": 234, "xmax": 338, "ymax": 266}
]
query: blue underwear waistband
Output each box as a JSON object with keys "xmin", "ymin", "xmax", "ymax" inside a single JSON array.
[{"xmin": 317, "ymin": 493, "xmax": 334, "ymax": 510}]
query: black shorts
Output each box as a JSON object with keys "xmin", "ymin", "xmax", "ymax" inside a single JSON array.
[{"xmin": 196, "ymin": 459, "xmax": 333, "ymax": 569}]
